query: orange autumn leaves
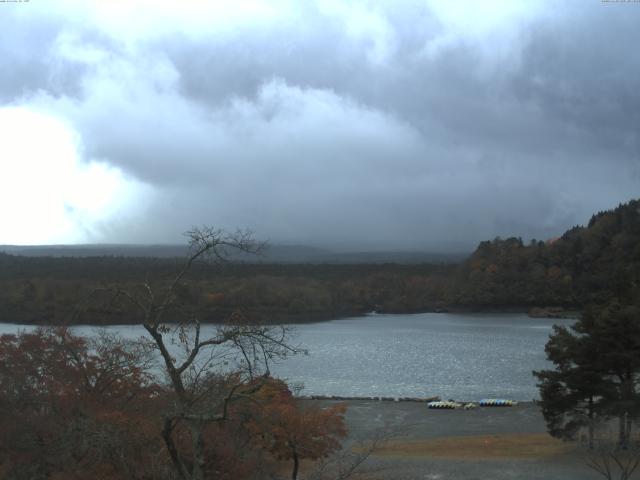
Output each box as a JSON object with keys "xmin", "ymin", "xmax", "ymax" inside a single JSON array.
[
  {"xmin": 244, "ymin": 379, "xmax": 347, "ymax": 479},
  {"xmin": 0, "ymin": 329, "xmax": 348, "ymax": 479},
  {"xmin": 0, "ymin": 328, "xmax": 163, "ymax": 479}
]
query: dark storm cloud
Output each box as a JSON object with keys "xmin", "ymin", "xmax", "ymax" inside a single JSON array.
[
  {"xmin": 510, "ymin": 8, "xmax": 640, "ymax": 161},
  {"xmin": 0, "ymin": 8, "xmax": 120, "ymax": 102},
  {"xmin": 3, "ymin": 1, "xmax": 640, "ymax": 248}
]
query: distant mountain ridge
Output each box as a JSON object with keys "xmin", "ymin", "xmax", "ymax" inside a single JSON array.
[{"xmin": 0, "ymin": 243, "xmax": 467, "ymax": 264}]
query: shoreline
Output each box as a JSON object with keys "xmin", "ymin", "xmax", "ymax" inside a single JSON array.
[
  {"xmin": 298, "ymin": 395, "xmax": 536, "ymax": 404},
  {"xmin": 0, "ymin": 307, "xmax": 578, "ymax": 328}
]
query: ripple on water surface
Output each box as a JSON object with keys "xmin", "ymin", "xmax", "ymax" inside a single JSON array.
[
  {"xmin": 0, "ymin": 313, "xmax": 571, "ymax": 400},
  {"xmin": 270, "ymin": 313, "xmax": 571, "ymax": 400}
]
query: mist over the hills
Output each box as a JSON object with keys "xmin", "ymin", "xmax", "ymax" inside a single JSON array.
[{"xmin": 0, "ymin": 243, "xmax": 469, "ymax": 264}]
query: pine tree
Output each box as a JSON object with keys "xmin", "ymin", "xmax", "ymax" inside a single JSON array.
[
  {"xmin": 581, "ymin": 303, "xmax": 640, "ymax": 448},
  {"xmin": 534, "ymin": 323, "xmax": 611, "ymax": 448},
  {"xmin": 534, "ymin": 301, "xmax": 640, "ymax": 448}
]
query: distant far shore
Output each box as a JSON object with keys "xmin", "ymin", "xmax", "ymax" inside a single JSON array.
[{"xmin": 0, "ymin": 307, "xmax": 578, "ymax": 329}]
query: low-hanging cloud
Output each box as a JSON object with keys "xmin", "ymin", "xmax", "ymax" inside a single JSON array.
[{"xmin": 1, "ymin": 0, "xmax": 639, "ymax": 249}]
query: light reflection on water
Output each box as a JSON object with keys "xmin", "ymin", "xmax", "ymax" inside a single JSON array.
[
  {"xmin": 0, "ymin": 313, "xmax": 572, "ymax": 401},
  {"xmin": 270, "ymin": 313, "xmax": 572, "ymax": 400}
]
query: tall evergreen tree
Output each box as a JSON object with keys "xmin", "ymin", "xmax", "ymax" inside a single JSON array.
[
  {"xmin": 581, "ymin": 303, "xmax": 640, "ymax": 447},
  {"xmin": 534, "ymin": 323, "xmax": 611, "ymax": 448},
  {"xmin": 535, "ymin": 301, "xmax": 640, "ymax": 448}
]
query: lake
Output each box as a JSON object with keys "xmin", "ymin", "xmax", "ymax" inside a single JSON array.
[{"xmin": 0, "ymin": 312, "xmax": 570, "ymax": 401}]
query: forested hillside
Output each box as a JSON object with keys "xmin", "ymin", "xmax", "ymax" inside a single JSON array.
[
  {"xmin": 1, "ymin": 200, "xmax": 639, "ymax": 325},
  {"xmin": 0, "ymin": 256, "xmax": 453, "ymax": 324},
  {"xmin": 450, "ymin": 199, "xmax": 640, "ymax": 310}
]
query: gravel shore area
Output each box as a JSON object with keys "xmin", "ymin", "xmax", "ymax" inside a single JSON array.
[{"xmin": 304, "ymin": 399, "xmax": 605, "ymax": 480}]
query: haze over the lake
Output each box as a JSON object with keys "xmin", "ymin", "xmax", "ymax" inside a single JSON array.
[{"xmin": 1, "ymin": 0, "xmax": 639, "ymax": 249}]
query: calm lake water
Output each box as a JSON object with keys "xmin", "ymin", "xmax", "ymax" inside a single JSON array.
[{"xmin": 0, "ymin": 313, "xmax": 571, "ymax": 401}]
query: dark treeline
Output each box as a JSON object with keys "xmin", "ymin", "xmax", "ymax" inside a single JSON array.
[
  {"xmin": 0, "ymin": 256, "xmax": 454, "ymax": 324},
  {"xmin": 451, "ymin": 199, "xmax": 640, "ymax": 311},
  {"xmin": 2, "ymin": 199, "xmax": 640, "ymax": 325}
]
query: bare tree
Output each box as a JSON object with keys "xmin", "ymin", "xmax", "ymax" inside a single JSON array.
[
  {"xmin": 586, "ymin": 443, "xmax": 640, "ymax": 480},
  {"xmin": 307, "ymin": 426, "xmax": 392, "ymax": 480},
  {"xmin": 104, "ymin": 227, "xmax": 301, "ymax": 480}
]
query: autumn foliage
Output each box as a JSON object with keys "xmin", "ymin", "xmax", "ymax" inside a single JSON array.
[
  {"xmin": 0, "ymin": 329, "xmax": 348, "ymax": 479},
  {"xmin": 245, "ymin": 379, "xmax": 347, "ymax": 479},
  {"xmin": 0, "ymin": 328, "xmax": 163, "ymax": 479}
]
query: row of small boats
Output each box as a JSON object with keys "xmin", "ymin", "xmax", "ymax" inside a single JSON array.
[{"xmin": 427, "ymin": 399, "xmax": 518, "ymax": 409}]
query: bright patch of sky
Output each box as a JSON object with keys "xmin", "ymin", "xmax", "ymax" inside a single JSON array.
[{"xmin": 0, "ymin": 107, "xmax": 149, "ymax": 244}]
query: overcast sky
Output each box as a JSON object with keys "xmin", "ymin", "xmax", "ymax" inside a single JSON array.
[{"xmin": 1, "ymin": 0, "xmax": 638, "ymax": 250}]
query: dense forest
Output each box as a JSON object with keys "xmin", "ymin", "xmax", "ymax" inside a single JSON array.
[
  {"xmin": 1, "ymin": 199, "xmax": 639, "ymax": 325},
  {"xmin": 451, "ymin": 199, "xmax": 640, "ymax": 311},
  {"xmin": 0, "ymin": 257, "xmax": 453, "ymax": 324}
]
